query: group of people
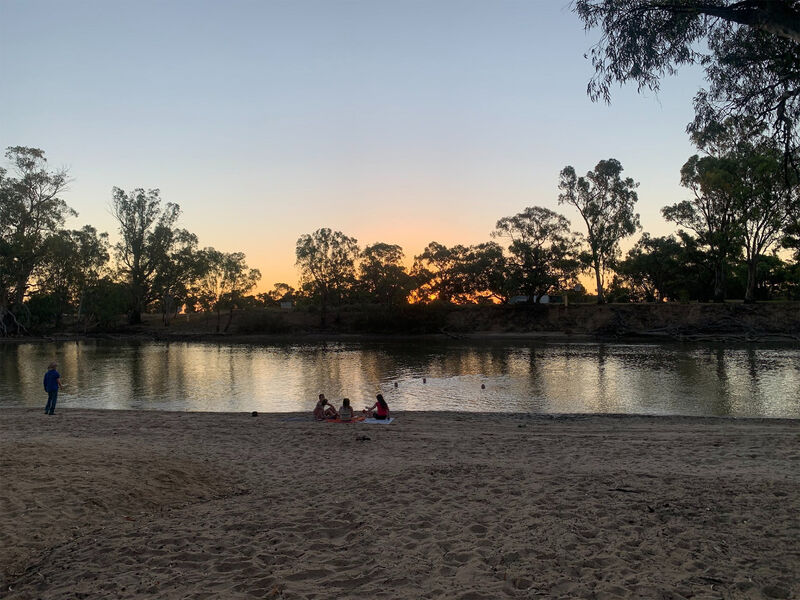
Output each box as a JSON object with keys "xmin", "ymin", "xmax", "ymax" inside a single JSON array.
[
  {"xmin": 314, "ymin": 393, "xmax": 390, "ymax": 421},
  {"xmin": 42, "ymin": 360, "xmax": 391, "ymax": 421}
]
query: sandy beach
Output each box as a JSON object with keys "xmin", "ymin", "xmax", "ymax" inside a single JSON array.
[{"xmin": 1, "ymin": 409, "xmax": 798, "ymax": 599}]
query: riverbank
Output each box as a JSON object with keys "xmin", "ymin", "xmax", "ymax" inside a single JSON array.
[
  {"xmin": 5, "ymin": 302, "xmax": 800, "ymax": 345},
  {"xmin": 2, "ymin": 409, "xmax": 798, "ymax": 599}
]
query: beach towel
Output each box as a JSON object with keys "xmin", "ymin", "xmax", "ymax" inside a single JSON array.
[
  {"xmin": 363, "ymin": 417, "xmax": 394, "ymax": 424},
  {"xmin": 325, "ymin": 416, "xmax": 366, "ymax": 424}
]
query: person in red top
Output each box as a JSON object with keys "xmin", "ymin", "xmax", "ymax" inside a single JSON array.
[{"xmin": 364, "ymin": 393, "xmax": 390, "ymax": 420}]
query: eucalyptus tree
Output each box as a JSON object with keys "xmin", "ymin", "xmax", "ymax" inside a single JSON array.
[
  {"xmin": 558, "ymin": 159, "xmax": 640, "ymax": 303},
  {"xmin": 32, "ymin": 225, "xmax": 110, "ymax": 326},
  {"xmin": 733, "ymin": 140, "xmax": 797, "ymax": 302},
  {"xmin": 151, "ymin": 229, "xmax": 201, "ymax": 325},
  {"xmin": 493, "ymin": 206, "xmax": 579, "ymax": 302},
  {"xmin": 218, "ymin": 252, "xmax": 261, "ymax": 332},
  {"xmin": 574, "ymin": 0, "xmax": 800, "ymax": 169},
  {"xmin": 190, "ymin": 247, "xmax": 225, "ymax": 327},
  {"xmin": 191, "ymin": 248, "xmax": 261, "ymax": 332},
  {"xmin": 0, "ymin": 147, "xmax": 73, "ymax": 332},
  {"xmin": 295, "ymin": 228, "xmax": 359, "ymax": 323},
  {"xmin": 664, "ymin": 120, "xmax": 796, "ymax": 302},
  {"xmin": 111, "ymin": 187, "xmax": 181, "ymax": 324},
  {"xmin": 412, "ymin": 242, "xmax": 467, "ymax": 304},
  {"xmin": 358, "ymin": 242, "xmax": 412, "ymax": 306},
  {"xmin": 266, "ymin": 282, "xmax": 296, "ymax": 304},
  {"xmin": 412, "ymin": 242, "xmax": 509, "ymax": 304},
  {"xmin": 662, "ymin": 153, "xmax": 740, "ymax": 302},
  {"xmin": 616, "ymin": 233, "xmax": 686, "ymax": 302},
  {"xmin": 458, "ymin": 242, "xmax": 510, "ymax": 303}
]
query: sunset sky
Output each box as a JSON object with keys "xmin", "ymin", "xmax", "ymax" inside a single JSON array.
[{"xmin": 1, "ymin": 1, "xmax": 706, "ymax": 291}]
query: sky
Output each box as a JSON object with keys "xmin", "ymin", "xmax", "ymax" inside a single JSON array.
[{"xmin": 1, "ymin": 0, "xmax": 707, "ymax": 291}]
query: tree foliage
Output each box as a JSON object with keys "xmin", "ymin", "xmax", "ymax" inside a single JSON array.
[
  {"xmin": 358, "ymin": 243, "xmax": 413, "ymax": 306},
  {"xmin": 662, "ymin": 119, "xmax": 796, "ymax": 301},
  {"xmin": 493, "ymin": 206, "xmax": 579, "ymax": 301},
  {"xmin": 32, "ymin": 226, "xmax": 110, "ymax": 326},
  {"xmin": 111, "ymin": 187, "xmax": 181, "ymax": 324},
  {"xmin": 558, "ymin": 159, "xmax": 640, "ymax": 303},
  {"xmin": 151, "ymin": 229, "xmax": 201, "ymax": 325},
  {"xmin": 574, "ymin": 0, "xmax": 800, "ymax": 168},
  {"xmin": 616, "ymin": 233, "xmax": 687, "ymax": 301},
  {"xmin": 0, "ymin": 147, "xmax": 73, "ymax": 332},
  {"xmin": 296, "ymin": 228, "xmax": 359, "ymax": 323},
  {"xmin": 189, "ymin": 248, "xmax": 261, "ymax": 332}
]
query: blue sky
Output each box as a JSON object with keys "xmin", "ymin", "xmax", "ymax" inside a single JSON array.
[{"xmin": 1, "ymin": 0, "xmax": 706, "ymax": 288}]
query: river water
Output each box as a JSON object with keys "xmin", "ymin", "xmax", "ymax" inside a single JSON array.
[{"xmin": 1, "ymin": 340, "xmax": 798, "ymax": 417}]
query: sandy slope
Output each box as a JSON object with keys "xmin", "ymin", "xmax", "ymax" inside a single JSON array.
[{"xmin": 1, "ymin": 409, "xmax": 798, "ymax": 599}]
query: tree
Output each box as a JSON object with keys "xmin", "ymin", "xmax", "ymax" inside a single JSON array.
[
  {"xmin": 190, "ymin": 248, "xmax": 261, "ymax": 332},
  {"xmin": 616, "ymin": 233, "xmax": 686, "ymax": 301},
  {"xmin": 32, "ymin": 225, "xmax": 109, "ymax": 327},
  {"xmin": 457, "ymin": 242, "xmax": 510, "ymax": 303},
  {"xmin": 493, "ymin": 206, "xmax": 579, "ymax": 302},
  {"xmin": 151, "ymin": 229, "xmax": 201, "ymax": 325},
  {"xmin": 662, "ymin": 153, "xmax": 740, "ymax": 302},
  {"xmin": 358, "ymin": 243, "xmax": 413, "ymax": 306},
  {"xmin": 558, "ymin": 159, "xmax": 641, "ymax": 303},
  {"xmin": 0, "ymin": 147, "xmax": 73, "ymax": 333},
  {"xmin": 259, "ymin": 282, "xmax": 296, "ymax": 306},
  {"xmin": 217, "ymin": 252, "xmax": 261, "ymax": 332},
  {"xmin": 81, "ymin": 278, "xmax": 129, "ymax": 329},
  {"xmin": 661, "ymin": 119, "xmax": 794, "ymax": 302},
  {"xmin": 295, "ymin": 228, "xmax": 359, "ymax": 324},
  {"xmin": 574, "ymin": 1, "xmax": 800, "ymax": 168},
  {"xmin": 412, "ymin": 242, "xmax": 467, "ymax": 304},
  {"xmin": 111, "ymin": 187, "xmax": 180, "ymax": 324},
  {"xmin": 190, "ymin": 247, "xmax": 225, "ymax": 328},
  {"xmin": 729, "ymin": 136, "xmax": 797, "ymax": 302},
  {"xmin": 784, "ymin": 205, "xmax": 800, "ymax": 261},
  {"xmin": 412, "ymin": 242, "xmax": 510, "ymax": 304}
]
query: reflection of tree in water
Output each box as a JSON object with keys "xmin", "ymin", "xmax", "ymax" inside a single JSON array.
[
  {"xmin": 744, "ymin": 347, "xmax": 765, "ymax": 416},
  {"xmin": 4, "ymin": 343, "xmax": 45, "ymax": 406},
  {"xmin": 711, "ymin": 347, "xmax": 733, "ymax": 416},
  {"xmin": 526, "ymin": 347, "xmax": 545, "ymax": 402},
  {"xmin": 746, "ymin": 348, "xmax": 759, "ymax": 382},
  {"xmin": 594, "ymin": 344, "xmax": 611, "ymax": 412}
]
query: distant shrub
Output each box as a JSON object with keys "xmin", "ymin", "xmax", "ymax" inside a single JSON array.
[
  {"xmin": 236, "ymin": 310, "xmax": 291, "ymax": 334},
  {"xmin": 349, "ymin": 304, "xmax": 450, "ymax": 334}
]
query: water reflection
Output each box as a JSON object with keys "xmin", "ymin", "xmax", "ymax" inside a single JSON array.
[{"xmin": 0, "ymin": 340, "xmax": 798, "ymax": 418}]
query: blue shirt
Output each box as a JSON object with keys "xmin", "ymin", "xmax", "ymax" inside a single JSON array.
[{"xmin": 43, "ymin": 370, "xmax": 60, "ymax": 392}]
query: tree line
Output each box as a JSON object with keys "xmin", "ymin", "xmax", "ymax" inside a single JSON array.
[
  {"xmin": 4, "ymin": 1, "xmax": 800, "ymax": 332},
  {"xmin": 0, "ymin": 147, "xmax": 261, "ymax": 335},
  {"xmin": 293, "ymin": 119, "xmax": 799, "ymax": 317},
  {"xmin": 1, "ymin": 116, "xmax": 798, "ymax": 336}
]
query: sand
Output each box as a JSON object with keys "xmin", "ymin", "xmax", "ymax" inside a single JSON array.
[{"xmin": 1, "ymin": 409, "xmax": 798, "ymax": 599}]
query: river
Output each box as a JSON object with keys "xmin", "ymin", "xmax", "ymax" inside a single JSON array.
[{"xmin": 1, "ymin": 340, "xmax": 798, "ymax": 417}]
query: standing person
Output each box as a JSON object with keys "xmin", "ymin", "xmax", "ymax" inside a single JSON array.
[
  {"xmin": 364, "ymin": 393, "xmax": 390, "ymax": 420},
  {"xmin": 43, "ymin": 362, "xmax": 62, "ymax": 415}
]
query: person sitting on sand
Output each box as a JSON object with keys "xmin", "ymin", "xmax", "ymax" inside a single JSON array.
[
  {"xmin": 338, "ymin": 398, "xmax": 354, "ymax": 421},
  {"xmin": 313, "ymin": 394, "xmax": 338, "ymax": 420},
  {"xmin": 364, "ymin": 393, "xmax": 390, "ymax": 420}
]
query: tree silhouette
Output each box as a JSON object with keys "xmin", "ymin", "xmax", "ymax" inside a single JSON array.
[{"xmin": 558, "ymin": 159, "xmax": 640, "ymax": 303}]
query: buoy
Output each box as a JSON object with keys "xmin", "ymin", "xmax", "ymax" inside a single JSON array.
[
  {"xmin": 251, "ymin": 411, "xmax": 258, "ymax": 417},
  {"xmin": 423, "ymin": 378, "xmax": 427, "ymax": 384},
  {"xmin": 481, "ymin": 384, "xmax": 485, "ymax": 389}
]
